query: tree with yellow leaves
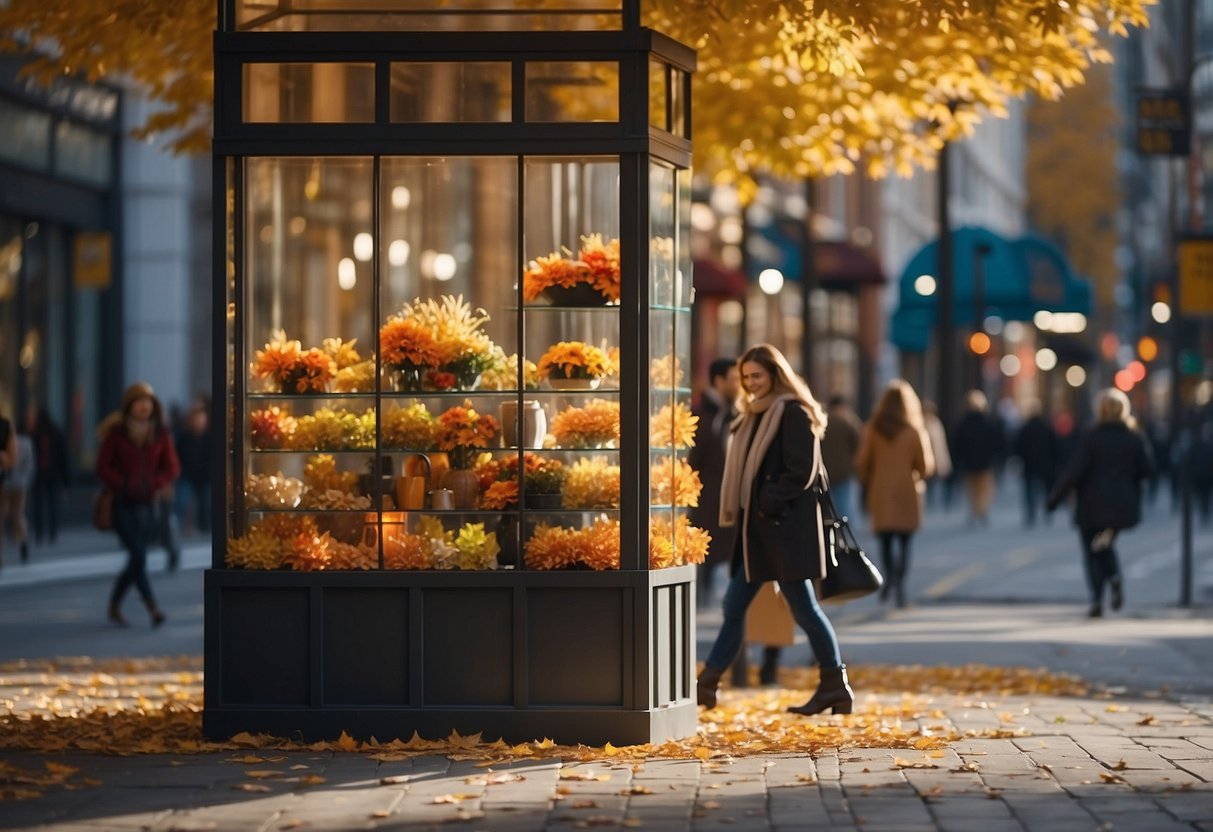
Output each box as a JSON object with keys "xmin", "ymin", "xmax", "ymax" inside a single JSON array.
[
  {"xmin": 1026, "ymin": 63, "xmax": 1122, "ymax": 307},
  {"xmin": 0, "ymin": 0, "xmax": 1152, "ymax": 187}
]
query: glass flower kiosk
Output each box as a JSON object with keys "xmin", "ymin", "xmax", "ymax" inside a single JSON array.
[{"xmin": 207, "ymin": 0, "xmax": 700, "ymax": 745}]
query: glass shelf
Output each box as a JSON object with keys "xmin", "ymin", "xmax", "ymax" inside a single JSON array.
[
  {"xmin": 249, "ymin": 448, "xmax": 375, "ymax": 453},
  {"xmin": 651, "ymin": 304, "xmax": 692, "ymax": 314},
  {"xmin": 514, "ymin": 305, "xmax": 620, "ymax": 312},
  {"xmin": 248, "ymin": 507, "xmax": 373, "ymax": 513},
  {"xmin": 248, "ymin": 392, "xmax": 378, "ymax": 400}
]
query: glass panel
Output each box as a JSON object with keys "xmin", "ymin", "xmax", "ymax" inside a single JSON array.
[
  {"xmin": 677, "ymin": 168, "xmax": 693, "ymax": 309},
  {"xmin": 53, "ymin": 121, "xmax": 112, "ymax": 187},
  {"xmin": 236, "ymin": 0, "xmax": 623, "ymax": 32},
  {"xmin": 650, "ymin": 162, "xmax": 675, "ymax": 308},
  {"xmin": 379, "ymin": 156, "xmax": 518, "ymax": 395},
  {"xmin": 525, "ymin": 62, "xmax": 619, "ymax": 122},
  {"xmin": 0, "ymin": 98, "xmax": 50, "ymax": 171},
  {"xmin": 243, "ymin": 63, "xmax": 376, "ymax": 123},
  {"xmin": 390, "ymin": 63, "xmax": 512, "ymax": 123},
  {"xmin": 671, "ymin": 67, "xmax": 688, "ymax": 138},
  {"xmin": 649, "ymin": 59, "xmax": 668, "ymax": 132},
  {"xmin": 523, "ymin": 156, "xmax": 620, "ymax": 569}
]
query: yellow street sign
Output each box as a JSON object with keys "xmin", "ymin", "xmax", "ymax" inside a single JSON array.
[{"xmin": 1179, "ymin": 238, "xmax": 1213, "ymax": 317}]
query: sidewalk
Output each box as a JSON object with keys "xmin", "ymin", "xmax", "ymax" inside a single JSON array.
[
  {"xmin": 0, "ymin": 527, "xmax": 212, "ymax": 590},
  {"xmin": 1, "ymin": 506, "xmax": 1211, "ymax": 830}
]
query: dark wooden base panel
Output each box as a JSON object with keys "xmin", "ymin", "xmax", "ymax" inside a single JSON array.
[{"xmin": 203, "ymin": 566, "xmax": 698, "ymax": 746}]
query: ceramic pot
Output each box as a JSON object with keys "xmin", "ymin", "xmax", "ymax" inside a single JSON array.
[
  {"xmin": 440, "ymin": 469, "xmax": 480, "ymax": 510},
  {"xmin": 500, "ymin": 400, "xmax": 547, "ymax": 448},
  {"xmin": 540, "ymin": 283, "xmax": 610, "ymax": 307}
]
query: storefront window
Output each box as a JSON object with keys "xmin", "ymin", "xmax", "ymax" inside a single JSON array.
[
  {"xmin": 0, "ymin": 98, "xmax": 51, "ymax": 171},
  {"xmin": 53, "ymin": 121, "xmax": 112, "ymax": 187}
]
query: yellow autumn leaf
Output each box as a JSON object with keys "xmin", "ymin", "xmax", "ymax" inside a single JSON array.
[{"xmin": 336, "ymin": 731, "xmax": 359, "ymax": 752}]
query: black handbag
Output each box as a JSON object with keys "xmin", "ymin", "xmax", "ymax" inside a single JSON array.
[{"xmin": 816, "ymin": 485, "xmax": 883, "ymax": 604}]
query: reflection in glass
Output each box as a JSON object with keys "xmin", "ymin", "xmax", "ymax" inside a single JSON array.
[
  {"xmin": 649, "ymin": 60, "xmax": 668, "ymax": 132},
  {"xmin": 525, "ymin": 62, "xmax": 619, "ymax": 122},
  {"xmin": 390, "ymin": 63, "xmax": 511, "ymax": 122},
  {"xmin": 244, "ymin": 63, "xmax": 376, "ymax": 123}
]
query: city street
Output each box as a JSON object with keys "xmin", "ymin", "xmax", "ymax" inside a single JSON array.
[{"xmin": 0, "ymin": 493, "xmax": 1211, "ymax": 830}]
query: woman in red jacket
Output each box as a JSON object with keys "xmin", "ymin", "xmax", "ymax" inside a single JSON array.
[{"xmin": 96, "ymin": 382, "xmax": 180, "ymax": 627}]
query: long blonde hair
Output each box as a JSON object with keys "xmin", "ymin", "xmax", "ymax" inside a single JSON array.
[
  {"xmin": 871, "ymin": 379, "xmax": 926, "ymax": 439},
  {"xmin": 1097, "ymin": 388, "xmax": 1137, "ymax": 431},
  {"xmin": 737, "ymin": 343, "xmax": 827, "ymax": 439}
]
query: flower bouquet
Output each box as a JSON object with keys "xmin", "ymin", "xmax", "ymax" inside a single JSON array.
[
  {"xmin": 650, "ymin": 456, "xmax": 703, "ymax": 508},
  {"xmin": 650, "ymin": 402, "xmax": 699, "ymax": 449},
  {"xmin": 523, "ymin": 234, "xmax": 621, "ymax": 306},
  {"xmin": 537, "ymin": 341, "xmax": 616, "ymax": 390},
  {"xmin": 524, "ymin": 517, "xmax": 620, "ymax": 571},
  {"xmin": 252, "ymin": 330, "xmax": 337, "ymax": 394},
  {"xmin": 437, "ymin": 401, "xmax": 500, "ymax": 469},
  {"xmin": 379, "ymin": 295, "xmax": 501, "ymax": 391},
  {"xmin": 550, "ymin": 399, "xmax": 620, "ymax": 448},
  {"xmin": 476, "ymin": 452, "xmax": 566, "ymax": 510},
  {"xmin": 561, "ymin": 457, "xmax": 621, "ymax": 509},
  {"xmin": 649, "ymin": 515, "xmax": 711, "ymax": 569}
]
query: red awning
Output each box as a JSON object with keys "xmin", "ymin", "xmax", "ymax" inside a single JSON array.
[
  {"xmin": 815, "ymin": 241, "xmax": 886, "ymax": 290},
  {"xmin": 693, "ymin": 258, "xmax": 748, "ymax": 297}
]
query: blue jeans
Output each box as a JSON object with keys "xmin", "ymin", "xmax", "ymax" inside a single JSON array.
[
  {"xmin": 705, "ymin": 570, "xmax": 842, "ymax": 672},
  {"xmin": 831, "ymin": 479, "xmax": 856, "ymax": 521}
]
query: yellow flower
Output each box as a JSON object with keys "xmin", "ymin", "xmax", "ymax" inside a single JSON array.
[
  {"xmin": 650, "ymin": 456, "xmax": 703, "ymax": 507},
  {"xmin": 454, "ymin": 522, "xmax": 501, "ymax": 570},
  {"xmin": 562, "ymin": 457, "xmax": 621, "ymax": 509},
  {"xmin": 651, "ymin": 402, "xmax": 699, "ymax": 449},
  {"xmin": 537, "ymin": 341, "xmax": 615, "ymax": 380},
  {"xmin": 551, "ymin": 399, "xmax": 620, "ymax": 448}
]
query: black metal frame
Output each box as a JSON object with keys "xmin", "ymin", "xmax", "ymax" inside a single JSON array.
[{"xmin": 206, "ymin": 2, "xmax": 699, "ymax": 745}]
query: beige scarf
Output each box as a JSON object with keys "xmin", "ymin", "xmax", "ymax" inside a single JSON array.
[{"xmin": 718, "ymin": 392, "xmax": 794, "ymax": 528}]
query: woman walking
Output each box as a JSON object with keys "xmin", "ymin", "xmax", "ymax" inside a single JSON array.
[
  {"xmin": 696, "ymin": 344, "xmax": 853, "ymax": 717},
  {"xmin": 96, "ymin": 382, "xmax": 179, "ymax": 627},
  {"xmin": 855, "ymin": 380, "xmax": 934, "ymax": 608},
  {"xmin": 1047, "ymin": 388, "xmax": 1153, "ymax": 618}
]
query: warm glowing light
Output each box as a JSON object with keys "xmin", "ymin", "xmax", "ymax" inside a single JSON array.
[
  {"xmin": 1034, "ymin": 310, "xmax": 1054, "ymax": 330},
  {"xmin": 353, "ymin": 232, "xmax": 374, "ymax": 262},
  {"xmin": 432, "ymin": 253, "xmax": 457, "ymax": 282},
  {"xmin": 337, "ymin": 257, "xmax": 356, "ymax": 290},
  {"xmin": 758, "ymin": 268, "xmax": 784, "ymax": 295},
  {"xmin": 1152, "ymin": 302, "xmax": 1171, "ymax": 324},
  {"xmin": 391, "ymin": 186, "xmax": 411, "ymax": 209},
  {"xmin": 1127, "ymin": 360, "xmax": 1147, "ymax": 382},
  {"xmin": 1138, "ymin": 336, "xmax": 1158, "ymax": 362},
  {"xmin": 1115, "ymin": 370, "xmax": 1134, "ymax": 392},
  {"xmin": 1100, "ymin": 333, "xmax": 1119, "ymax": 361},
  {"xmin": 968, "ymin": 332, "xmax": 991, "ymax": 354},
  {"xmin": 914, "ymin": 274, "xmax": 937, "ymax": 296},
  {"xmin": 1035, "ymin": 348, "xmax": 1058, "ymax": 371},
  {"xmin": 388, "ymin": 239, "xmax": 410, "ymax": 267},
  {"xmin": 1000, "ymin": 354, "xmax": 1021, "ymax": 376},
  {"xmin": 1065, "ymin": 365, "xmax": 1086, "ymax": 387},
  {"xmin": 718, "ymin": 300, "xmax": 744, "ymax": 326}
]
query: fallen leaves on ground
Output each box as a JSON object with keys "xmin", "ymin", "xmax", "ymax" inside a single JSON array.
[
  {"xmin": 0, "ymin": 760, "xmax": 98, "ymax": 800},
  {"xmin": 0, "ymin": 656, "xmax": 1098, "ymax": 769}
]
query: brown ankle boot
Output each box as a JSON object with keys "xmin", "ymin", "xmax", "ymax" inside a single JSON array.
[
  {"xmin": 787, "ymin": 664, "xmax": 854, "ymax": 716},
  {"xmin": 696, "ymin": 665, "xmax": 726, "ymax": 709}
]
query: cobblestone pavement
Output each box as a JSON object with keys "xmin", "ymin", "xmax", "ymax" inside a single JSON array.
[{"xmin": 1, "ymin": 689, "xmax": 1211, "ymax": 831}]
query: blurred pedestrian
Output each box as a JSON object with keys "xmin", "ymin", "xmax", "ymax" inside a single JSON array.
[
  {"xmin": 1012, "ymin": 399, "xmax": 1058, "ymax": 527},
  {"xmin": 855, "ymin": 380, "xmax": 934, "ymax": 608},
  {"xmin": 921, "ymin": 400, "xmax": 953, "ymax": 510},
  {"xmin": 697, "ymin": 344, "xmax": 853, "ymax": 717},
  {"xmin": 26, "ymin": 408, "xmax": 70, "ymax": 545},
  {"xmin": 174, "ymin": 403, "xmax": 212, "ymax": 535},
  {"xmin": 0, "ymin": 430, "xmax": 34, "ymax": 565},
  {"xmin": 821, "ymin": 395, "xmax": 862, "ymax": 521},
  {"xmin": 1046, "ymin": 388, "xmax": 1153, "ymax": 618},
  {"xmin": 96, "ymin": 382, "xmax": 179, "ymax": 628},
  {"xmin": 689, "ymin": 358, "xmax": 740, "ymax": 603},
  {"xmin": 952, "ymin": 390, "xmax": 1004, "ymax": 527}
]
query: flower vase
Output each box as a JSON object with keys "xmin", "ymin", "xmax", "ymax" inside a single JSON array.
[
  {"xmin": 440, "ymin": 468, "xmax": 481, "ymax": 511},
  {"xmin": 499, "ymin": 400, "xmax": 547, "ymax": 448},
  {"xmin": 523, "ymin": 492, "xmax": 563, "ymax": 510},
  {"xmin": 448, "ymin": 362, "xmax": 482, "ymax": 391},
  {"xmin": 388, "ymin": 363, "xmax": 425, "ymax": 392},
  {"xmin": 540, "ymin": 283, "xmax": 611, "ymax": 307},
  {"xmin": 546, "ymin": 371, "xmax": 601, "ymax": 391}
]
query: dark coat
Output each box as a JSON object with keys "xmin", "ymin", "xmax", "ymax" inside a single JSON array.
[
  {"xmin": 688, "ymin": 390, "xmax": 734, "ymax": 567},
  {"xmin": 731, "ymin": 404, "xmax": 827, "ymax": 583},
  {"xmin": 1013, "ymin": 415, "xmax": 1058, "ymax": 480},
  {"xmin": 1046, "ymin": 422, "xmax": 1154, "ymax": 531},
  {"xmin": 951, "ymin": 411, "xmax": 1004, "ymax": 473},
  {"xmin": 821, "ymin": 406, "xmax": 862, "ymax": 483}
]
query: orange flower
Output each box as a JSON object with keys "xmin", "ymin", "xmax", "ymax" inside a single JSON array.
[
  {"xmin": 551, "ymin": 399, "xmax": 620, "ymax": 448},
  {"xmin": 649, "ymin": 515, "xmax": 711, "ymax": 568},
  {"xmin": 383, "ymin": 527, "xmax": 432, "ymax": 570},
  {"xmin": 251, "ymin": 330, "xmax": 336, "ymax": 393},
  {"xmin": 252, "ymin": 330, "xmax": 302, "ymax": 384},
  {"xmin": 650, "ymin": 456, "xmax": 702, "ymax": 507},
  {"xmin": 523, "ymin": 235, "xmax": 621, "ymax": 303},
  {"xmin": 579, "ymin": 233, "xmax": 621, "ymax": 302},
  {"xmin": 481, "ymin": 479, "xmax": 520, "ymax": 510},
  {"xmin": 250, "ymin": 406, "xmax": 297, "ymax": 449},
  {"xmin": 379, "ymin": 317, "xmax": 440, "ymax": 368},
  {"xmin": 562, "ymin": 457, "xmax": 621, "ymax": 509},
  {"xmin": 523, "ymin": 517, "xmax": 620, "ymax": 571},
  {"xmin": 436, "ymin": 401, "xmax": 500, "ymax": 468},
  {"xmin": 537, "ymin": 341, "xmax": 615, "ymax": 380}
]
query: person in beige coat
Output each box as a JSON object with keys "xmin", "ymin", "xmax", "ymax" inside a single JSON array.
[{"xmin": 856, "ymin": 380, "xmax": 934, "ymax": 607}]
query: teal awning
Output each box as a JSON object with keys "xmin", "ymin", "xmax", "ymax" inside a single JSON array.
[{"xmin": 890, "ymin": 227, "xmax": 1093, "ymax": 353}]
